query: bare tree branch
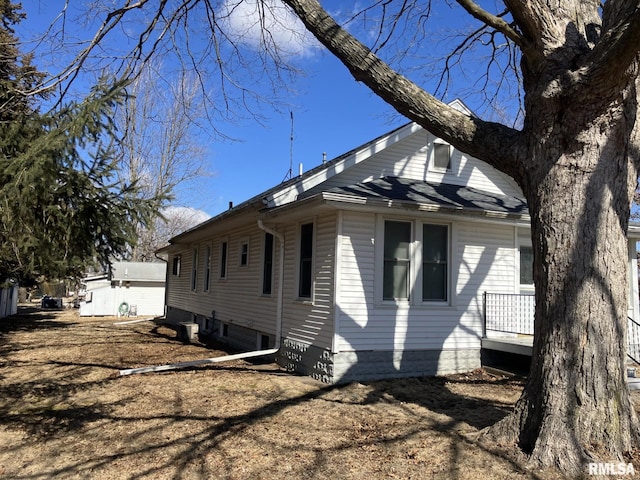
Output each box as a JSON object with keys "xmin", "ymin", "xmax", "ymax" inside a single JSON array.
[{"xmin": 281, "ymin": 0, "xmax": 524, "ymax": 179}]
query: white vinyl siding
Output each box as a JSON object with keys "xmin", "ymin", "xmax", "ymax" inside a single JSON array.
[
  {"xmin": 336, "ymin": 211, "xmax": 515, "ymax": 352},
  {"xmin": 280, "ymin": 212, "xmax": 336, "ymax": 349},
  {"xmin": 165, "ymin": 225, "xmax": 278, "ymax": 335},
  {"xmin": 293, "ymin": 128, "xmax": 522, "ymax": 202}
]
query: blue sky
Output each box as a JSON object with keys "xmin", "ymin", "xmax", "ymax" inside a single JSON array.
[{"xmin": 19, "ymin": 1, "xmax": 499, "ymax": 221}]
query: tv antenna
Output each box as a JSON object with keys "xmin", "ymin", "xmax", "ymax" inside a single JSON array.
[{"xmin": 282, "ymin": 111, "xmax": 294, "ymax": 182}]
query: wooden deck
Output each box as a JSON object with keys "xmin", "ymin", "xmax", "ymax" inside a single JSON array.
[{"xmin": 481, "ymin": 336, "xmax": 533, "ymax": 356}]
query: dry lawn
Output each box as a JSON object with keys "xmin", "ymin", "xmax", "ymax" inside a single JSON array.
[{"xmin": 0, "ymin": 307, "xmax": 636, "ymax": 479}]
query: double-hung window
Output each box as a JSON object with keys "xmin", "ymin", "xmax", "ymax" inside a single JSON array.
[
  {"xmin": 191, "ymin": 249, "xmax": 198, "ymax": 291},
  {"xmin": 203, "ymin": 246, "xmax": 211, "ymax": 292},
  {"xmin": 298, "ymin": 222, "xmax": 314, "ymax": 299},
  {"xmin": 220, "ymin": 241, "xmax": 228, "ymax": 279},
  {"xmin": 172, "ymin": 255, "xmax": 181, "ymax": 276},
  {"xmin": 383, "ymin": 221, "xmax": 411, "ymax": 301},
  {"xmin": 381, "ymin": 219, "xmax": 450, "ymax": 304},
  {"xmin": 520, "ymin": 245, "xmax": 534, "ymax": 287},
  {"xmin": 240, "ymin": 241, "xmax": 249, "ymax": 266},
  {"xmin": 262, "ymin": 233, "xmax": 274, "ymax": 295},
  {"xmin": 422, "ymin": 224, "xmax": 448, "ymax": 301}
]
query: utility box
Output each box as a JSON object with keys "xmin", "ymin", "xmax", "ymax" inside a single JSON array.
[{"xmin": 178, "ymin": 322, "xmax": 199, "ymax": 342}]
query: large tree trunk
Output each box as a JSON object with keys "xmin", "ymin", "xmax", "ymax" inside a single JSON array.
[
  {"xmin": 487, "ymin": 80, "xmax": 640, "ymax": 472},
  {"xmin": 280, "ymin": 0, "xmax": 640, "ymax": 474}
]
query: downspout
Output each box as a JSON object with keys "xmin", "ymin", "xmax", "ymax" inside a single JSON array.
[
  {"xmin": 119, "ymin": 220, "xmax": 285, "ymax": 376},
  {"xmin": 257, "ymin": 219, "xmax": 284, "ymax": 348}
]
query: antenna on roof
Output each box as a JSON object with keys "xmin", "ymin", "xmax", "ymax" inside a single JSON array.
[{"xmin": 282, "ymin": 111, "xmax": 294, "ymax": 182}]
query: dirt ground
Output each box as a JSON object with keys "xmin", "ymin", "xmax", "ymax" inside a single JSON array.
[{"xmin": 0, "ymin": 307, "xmax": 637, "ymax": 479}]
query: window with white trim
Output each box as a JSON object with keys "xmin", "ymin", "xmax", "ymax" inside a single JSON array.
[
  {"xmin": 239, "ymin": 240, "xmax": 249, "ymax": 267},
  {"xmin": 262, "ymin": 233, "xmax": 274, "ymax": 295},
  {"xmin": 433, "ymin": 142, "xmax": 452, "ymax": 171},
  {"xmin": 191, "ymin": 249, "xmax": 198, "ymax": 291},
  {"xmin": 383, "ymin": 220, "xmax": 411, "ymax": 301},
  {"xmin": 172, "ymin": 255, "xmax": 181, "ymax": 276},
  {"xmin": 520, "ymin": 246, "xmax": 534, "ymax": 286},
  {"xmin": 298, "ymin": 222, "xmax": 314, "ymax": 299},
  {"xmin": 422, "ymin": 224, "xmax": 448, "ymax": 301},
  {"xmin": 220, "ymin": 241, "xmax": 228, "ymax": 279},
  {"xmin": 380, "ymin": 219, "xmax": 451, "ymax": 304},
  {"xmin": 203, "ymin": 245, "xmax": 211, "ymax": 292}
]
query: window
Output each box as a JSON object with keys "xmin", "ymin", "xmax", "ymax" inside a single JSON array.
[
  {"xmin": 240, "ymin": 241, "xmax": 249, "ymax": 266},
  {"xmin": 520, "ymin": 246, "xmax": 534, "ymax": 285},
  {"xmin": 191, "ymin": 249, "xmax": 198, "ymax": 291},
  {"xmin": 262, "ymin": 233, "xmax": 274, "ymax": 295},
  {"xmin": 433, "ymin": 143, "xmax": 451, "ymax": 170},
  {"xmin": 422, "ymin": 224, "xmax": 448, "ymax": 301},
  {"xmin": 298, "ymin": 222, "xmax": 314, "ymax": 298},
  {"xmin": 204, "ymin": 246, "xmax": 211, "ymax": 291},
  {"xmin": 383, "ymin": 221, "xmax": 411, "ymax": 301},
  {"xmin": 172, "ymin": 255, "xmax": 181, "ymax": 276},
  {"xmin": 220, "ymin": 241, "xmax": 228, "ymax": 279}
]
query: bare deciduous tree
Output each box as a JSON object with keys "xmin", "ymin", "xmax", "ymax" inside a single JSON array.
[
  {"xmin": 280, "ymin": 0, "xmax": 640, "ymax": 474},
  {"xmin": 115, "ymin": 63, "xmax": 210, "ymax": 261},
  {"xmin": 27, "ymin": 0, "xmax": 640, "ymax": 475}
]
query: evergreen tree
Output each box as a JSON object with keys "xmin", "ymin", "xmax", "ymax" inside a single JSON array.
[{"xmin": 0, "ymin": 3, "xmax": 157, "ymax": 286}]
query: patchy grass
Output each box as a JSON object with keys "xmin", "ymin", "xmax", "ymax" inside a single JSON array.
[{"xmin": 0, "ymin": 307, "xmax": 636, "ymax": 479}]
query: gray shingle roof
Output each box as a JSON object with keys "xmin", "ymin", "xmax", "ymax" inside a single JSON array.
[{"xmin": 324, "ymin": 177, "xmax": 529, "ymax": 215}]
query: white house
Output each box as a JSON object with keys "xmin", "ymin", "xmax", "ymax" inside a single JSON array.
[
  {"xmin": 80, "ymin": 261, "xmax": 167, "ymax": 317},
  {"xmin": 158, "ymin": 101, "xmax": 640, "ymax": 383}
]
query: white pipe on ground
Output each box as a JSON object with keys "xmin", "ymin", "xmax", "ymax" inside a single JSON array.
[
  {"xmin": 117, "ymin": 220, "xmax": 285, "ymax": 377},
  {"xmin": 119, "ymin": 348, "xmax": 279, "ymax": 376}
]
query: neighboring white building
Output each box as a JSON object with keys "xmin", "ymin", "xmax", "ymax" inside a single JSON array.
[
  {"xmin": 80, "ymin": 262, "xmax": 166, "ymax": 317},
  {"xmin": 158, "ymin": 102, "xmax": 640, "ymax": 384}
]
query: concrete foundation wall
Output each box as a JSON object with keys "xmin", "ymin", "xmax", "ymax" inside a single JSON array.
[
  {"xmin": 332, "ymin": 348, "xmax": 481, "ymax": 383},
  {"xmin": 276, "ymin": 339, "xmax": 333, "ymax": 384}
]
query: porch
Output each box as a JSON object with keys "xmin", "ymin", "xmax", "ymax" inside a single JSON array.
[{"xmin": 481, "ymin": 292, "xmax": 640, "ymax": 385}]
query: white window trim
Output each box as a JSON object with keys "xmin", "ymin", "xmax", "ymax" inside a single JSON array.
[
  {"xmin": 295, "ymin": 219, "xmax": 316, "ymax": 303},
  {"xmin": 203, "ymin": 244, "xmax": 212, "ymax": 292},
  {"xmin": 416, "ymin": 221, "xmax": 452, "ymax": 306},
  {"xmin": 516, "ymin": 229, "xmax": 534, "ymax": 293},
  {"xmin": 260, "ymin": 231, "xmax": 275, "ymax": 297},
  {"xmin": 429, "ymin": 139, "xmax": 454, "ymax": 174},
  {"xmin": 238, "ymin": 238, "xmax": 250, "ymax": 267},
  {"xmin": 191, "ymin": 248, "xmax": 198, "ymax": 292},
  {"xmin": 219, "ymin": 237, "xmax": 229, "ymax": 280},
  {"xmin": 375, "ymin": 215, "xmax": 454, "ymax": 308}
]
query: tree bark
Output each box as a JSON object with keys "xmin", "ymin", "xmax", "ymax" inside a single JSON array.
[
  {"xmin": 281, "ymin": 0, "xmax": 640, "ymax": 474},
  {"xmin": 487, "ymin": 83, "xmax": 640, "ymax": 472}
]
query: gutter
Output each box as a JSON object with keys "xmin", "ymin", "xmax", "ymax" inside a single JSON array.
[
  {"xmin": 118, "ymin": 220, "xmax": 285, "ymax": 377},
  {"xmin": 256, "ymin": 220, "xmax": 285, "ymax": 344}
]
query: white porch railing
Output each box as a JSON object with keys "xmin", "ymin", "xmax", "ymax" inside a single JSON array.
[
  {"xmin": 483, "ymin": 291, "xmax": 640, "ymax": 365},
  {"xmin": 483, "ymin": 292, "xmax": 535, "ymax": 336}
]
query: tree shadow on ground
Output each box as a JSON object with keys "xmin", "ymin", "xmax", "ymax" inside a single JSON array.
[{"xmin": 0, "ymin": 306, "xmax": 75, "ymax": 334}]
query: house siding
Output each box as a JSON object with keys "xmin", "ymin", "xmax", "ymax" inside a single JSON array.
[
  {"xmin": 165, "ymin": 222, "xmax": 279, "ymax": 350},
  {"xmin": 333, "ymin": 211, "xmax": 516, "ymax": 381},
  {"xmin": 279, "ymin": 211, "xmax": 336, "ymax": 350},
  {"xmin": 302, "ymin": 129, "xmax": 522, "ymax": 200}
]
